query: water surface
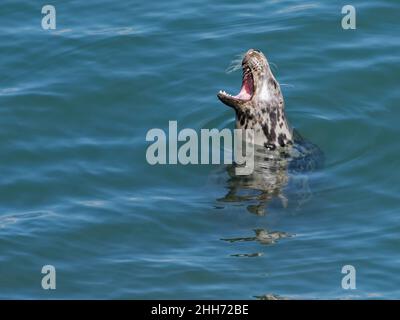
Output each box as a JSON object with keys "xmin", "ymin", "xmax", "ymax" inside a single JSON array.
[{"xmin": 0, "ymin": 0, "xmax": 399, "ymax": 299}]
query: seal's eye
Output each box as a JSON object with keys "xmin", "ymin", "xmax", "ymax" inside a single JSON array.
[{"xmin": 264, "ymin": 143, "xmax": 276, "ymax": 151}]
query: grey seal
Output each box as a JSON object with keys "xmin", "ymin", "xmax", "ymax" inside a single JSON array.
[
  {"xmin": 213, "ymin": 49, "xmax": 324, "ymax": 215},
  {"xmin": 217, "ymin": 49, "xmax": 292, "ymax": 150}
]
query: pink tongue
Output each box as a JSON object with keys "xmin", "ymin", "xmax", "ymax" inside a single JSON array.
[{"xmin": 234, "ymin": 74, "xmax": 253, "ymax": 100}]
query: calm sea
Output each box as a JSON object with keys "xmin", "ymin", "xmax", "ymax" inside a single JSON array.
[{"xmin": 0, "ymin": 0, "xmax": 399, "ymax": 299}]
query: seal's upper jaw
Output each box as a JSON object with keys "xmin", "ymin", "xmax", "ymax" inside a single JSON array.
[{"xmin": 217, "ymin": 49, "xmax": 263, "ymax": 109}]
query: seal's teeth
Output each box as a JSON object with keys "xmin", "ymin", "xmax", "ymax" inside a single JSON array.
[{"xmin": 219, "ymin": 90, "xmax": 233, "ymax": 97}]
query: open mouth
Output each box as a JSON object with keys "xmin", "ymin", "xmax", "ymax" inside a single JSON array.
[{"xmin": 219, "ymin": 64, "xmax": 254, "ymax": 102}]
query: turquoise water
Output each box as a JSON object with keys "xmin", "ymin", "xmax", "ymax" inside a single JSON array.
[{"xmin": 1, "ymin": 0, "xmax": 399, "ymax": 299}]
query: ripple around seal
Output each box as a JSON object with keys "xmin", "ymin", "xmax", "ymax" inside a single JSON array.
[{"xmin": 0, "ymin": 0, "xmax": 400, "ymax": 299}]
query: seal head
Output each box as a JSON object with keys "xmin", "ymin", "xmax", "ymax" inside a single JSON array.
[{"xmin": 217, "ymin": 49, "xmax": 293, "ymax": 149}]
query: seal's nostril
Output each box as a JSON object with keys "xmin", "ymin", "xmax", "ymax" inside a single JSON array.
[{"xmin": 253, "ymin": 49, "xmax": 261, "ymax": 53}]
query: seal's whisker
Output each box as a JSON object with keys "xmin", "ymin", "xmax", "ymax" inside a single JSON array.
[
  {"xmin": 226, "ymin": 52, "xmax": 246, "ymax": 74},
  {"xmin": 280, "ymin": 83, "xmax": 295, "ymax": 88},
  {"xmin": 225, "ymin": 63, "xmax": 241, "ymax": 74},
  {"xmin": 269, "ymin": 62, "xmax": 279, "ymax": 73}
]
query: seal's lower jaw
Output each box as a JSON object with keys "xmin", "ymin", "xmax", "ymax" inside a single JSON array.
[{"xmin": 218, "ymin": 65, "xmax": 254, "ymax": 108}]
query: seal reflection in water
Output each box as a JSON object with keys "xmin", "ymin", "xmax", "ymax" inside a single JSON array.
[{"xmin": 217, "ymin": 49, "xmax": 323, "ymax": 215}]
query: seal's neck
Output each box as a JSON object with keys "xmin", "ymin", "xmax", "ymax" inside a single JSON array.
[{"xmin": 235, "ymin": 98, "xmax": 293, "ymax": 149}]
